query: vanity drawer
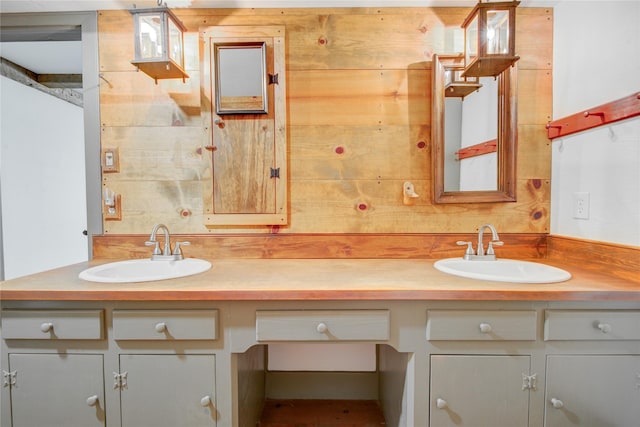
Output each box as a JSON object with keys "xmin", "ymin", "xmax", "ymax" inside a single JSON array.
[
  {"xmin": 2, "ymin": 310, "xmax": 104, "ymax": 340},
  {"xmin": 544, "ymin": 310, "xmax": 640, "ymax": 341},
  {"xmin": 427, "ymin": 310, "xmax": 537, "ymax": 341},
  {"xmin": 113, "ymin": 310, "xmax": 218, "ymax": 341},
  {"xmin": 256, "ymin": 310, "xmax": 390, "ymax": 342}
]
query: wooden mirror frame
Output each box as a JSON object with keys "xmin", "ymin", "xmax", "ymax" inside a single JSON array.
[{"xmin": 432, "ymin": 54, "xmax": 518, "ymax": 204}]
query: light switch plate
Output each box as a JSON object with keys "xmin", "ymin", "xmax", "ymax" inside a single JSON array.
[{"xmin": 102, "ymin": 148, "xmax": 120, "ymax": 173}]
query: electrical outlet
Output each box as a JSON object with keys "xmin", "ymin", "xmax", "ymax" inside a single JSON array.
[
  {"xmin": 104, "ymin": 193, "xmax": 122, "ymax": 221},
  {"xmin": 572, "ymin": 192, "xmax": 590, "ymax": 219}
]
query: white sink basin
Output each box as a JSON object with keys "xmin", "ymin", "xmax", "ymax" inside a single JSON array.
[
  {"xmin": 434, "ymin": 258, "xmax": 571, "ymax": 283},
  {"xmin": 79, "ymin": 258, "xmax": 212, "ymax": 283}
]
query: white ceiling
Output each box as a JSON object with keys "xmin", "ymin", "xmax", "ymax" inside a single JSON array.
[{"xmin": 1, "ymin": 41, "xmax": 82, "ymax": 74}]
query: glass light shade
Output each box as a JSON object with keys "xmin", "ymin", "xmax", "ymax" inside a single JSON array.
[
  {"xmin": 130, "ymin": 7, "xmax": 188, "ymax": 81},
  {"xmin": 486, "ymin": 9, "xmax": 510, "ymax": 54},
  {"xmin": 464, "ymin": 15, "xmax": 479, "ymax": 71},
  {"xmin": 462, "ymin": 1, "xmax": 520, "ymax": 77}
]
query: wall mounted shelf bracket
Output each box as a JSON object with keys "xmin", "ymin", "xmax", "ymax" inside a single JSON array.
[{"xmin": 546, "ymin": 92, "xmax": 640, "ymax": 140}]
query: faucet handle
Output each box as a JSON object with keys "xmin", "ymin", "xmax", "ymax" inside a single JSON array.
[
  {"xmin": 456, "ymin": 241, "xmax": 475, "ymax": 256},
  {"xmin": 172, "ymin": 241, "xmax": 190, "ymax": 258},
  {"xmin": 486, "ymin": 240, "xmax": 503, "ymax": 255},
  {"xmin": 145, "ymin": 240, "xmax": 162, "ymax": 255}
]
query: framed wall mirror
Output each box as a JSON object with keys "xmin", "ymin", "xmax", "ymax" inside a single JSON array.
[
  {"xmin": 432, "ymin": 54, "xmax": 517, "ymax": 203},
  {"xmin": 214, "ymin": 41, "xmax": 268, "ymax": 114}
]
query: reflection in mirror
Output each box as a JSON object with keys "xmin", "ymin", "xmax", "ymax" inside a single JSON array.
[
  {"xmin": 432, "ymin": 54, "xmax": 517, "ymax": 204},
  {"xmin": 214, "ymin": 42, "xmax": 267, "ymax": 114},
  {"xmin": 444, "ymin": 76, "xmax": 498, "ymax": 191}
]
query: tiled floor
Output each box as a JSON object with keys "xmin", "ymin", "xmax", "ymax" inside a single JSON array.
[{"xmin": 258, "ymin": 399, "xmax": 387, "ymax": 427}]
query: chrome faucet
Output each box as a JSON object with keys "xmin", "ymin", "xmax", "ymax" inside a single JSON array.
[
  {"xmin": 457, "ymin": 223, "xmax": 503, "ymax": 261},
  {"xmin": 145, "ymin": 224, "xmax": 189, "ymax": 261},
  {"xmin": 477, "ymin": 223, "xmax": 500, "ymax": 257}
]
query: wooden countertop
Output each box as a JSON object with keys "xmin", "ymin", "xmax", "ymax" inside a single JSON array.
[{"xmin": 1, "ymin": 258, "xmax": 638, "ymax": 301}]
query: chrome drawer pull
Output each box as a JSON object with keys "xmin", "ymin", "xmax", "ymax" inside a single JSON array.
[
  {"xmin": 155, "ymin": 322, "xmax": 167, "ymax": 333},
  {"xmin": 86, "ymin": 395, "xmax": 99, "ymax": 407},
  {"xmin": 436, "ymin": 398, "xmax": 448, "ymax": 409},
  {"xmin": 316, "ymin": 322, "xmax": 328, "ymax": 334},
  {"xmin": 596, "ymin": 323, "xmax": 612, "ymax": 333}
]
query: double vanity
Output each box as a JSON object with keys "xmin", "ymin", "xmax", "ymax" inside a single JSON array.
[{"xmin": 1, "ymin": 235, "xmax": 638, "ymax": 427}]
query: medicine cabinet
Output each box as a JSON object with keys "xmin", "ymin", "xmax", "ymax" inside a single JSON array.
[{"xmin": 200, "ymin": 26, "xmax": 287, "ymax": 226}]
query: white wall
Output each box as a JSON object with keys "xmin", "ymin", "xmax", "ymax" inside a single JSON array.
[
  {"xmin": 0, "ymin": 77, "xmax": 88, "ymax": 279},
  {"xmin": 551, "ymin": 1, "xmax": 640, "ymax": 246}
]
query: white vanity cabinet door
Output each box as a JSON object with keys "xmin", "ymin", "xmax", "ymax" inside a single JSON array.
[
  {"xmin": 118, "ymin": 354, "xmax": 216, "ymax": 427},
  {"xmin": 7, "ymin": 353, "xmax": 105, "ymax": 427},
  {"xmin": 430, "ymin": 355, "xmax": 531, "ymax": 427},
  {"xmin": 545, "ymin": 355, "xmax": 640, "ymax": 427}
]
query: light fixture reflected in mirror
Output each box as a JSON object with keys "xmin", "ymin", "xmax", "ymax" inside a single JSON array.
[
  {"xmin": 462, "ymin": 0, "xmax": 520, "ymax": 78},
  {"xmin": 130, "ymin": 3, "xmax": 188, "ymax": 83},
  {"xmin": 444, "ymin": 55, "xmax": 482, "ymax": 99}
]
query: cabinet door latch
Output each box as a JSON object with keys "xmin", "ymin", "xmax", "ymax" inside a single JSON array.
[
  {"xmin": 270, "ymin": 167, "xmax": 280, "ymax": 179},
  {"xmin": 113, "ymin": 371, "xmax": 128, "ymax": 390},
  {"xmin": 2, "ymin": 370, "xmax": 16, "ymax": 387},
  {"xmin": 522, "ymin": 373, "xmax": 537, "ymax": 390}
]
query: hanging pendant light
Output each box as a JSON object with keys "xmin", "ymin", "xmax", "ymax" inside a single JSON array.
[{"xmin": 130, "ymin": 1, "xmax": 189, "ymax": 83}]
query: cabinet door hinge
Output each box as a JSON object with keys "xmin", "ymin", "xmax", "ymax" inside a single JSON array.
[
  {"xmin": 522, "ymin": 373, "xmax": 537, "ymax": 390},
  {"xmin": 270, "ymin": 167, "xmax": 280, "ymax": 179},
  {"xmin": 2, "ymin": 370, "xmax": 16, "ymax": 388},
  {"xmin": 113, "ymin": 371, "xmax": 128, "ymax": 390}
]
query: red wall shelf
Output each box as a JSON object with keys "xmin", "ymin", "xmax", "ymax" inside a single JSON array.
[{"xmin": 546, "ymin": 92, "xmax": 640, "ymax": 140}]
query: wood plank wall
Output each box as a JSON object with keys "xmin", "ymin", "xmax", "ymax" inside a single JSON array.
[
  {"xmin": 97, "ymin": 7, "xmax": 553, "ymax": 236},
  {"xmin": 547, "ymin": 236, "xmax": 640, "ymax": 283},
  {"xmin": 92, "ymin": 233, "xmax": 548, "ymax": 260}
]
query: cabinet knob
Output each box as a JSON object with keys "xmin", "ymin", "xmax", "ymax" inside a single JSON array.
[
  {"xmin": 316, "ymin": 322, "xmax": 328, "ymax": 334},
  {"xmin": 155, "ymin": 322, "xmax": 167, "ymax": 333},
  {"xmin": 436, "ymin": 398, "xmax": 448, "ymax": 409},
  {"xmin": 86, "ymin": 395, "xmax": 99, "ymax": 406},
  {"xmin": 479, "ymin": 322, "xmax": 492, "ymax": 333},
  {"xmin": 200, "ymin": 395, "xmax": 212, "ymax": 407},
  {"xmin": 40, "ymin": 322, "xmax": 54, "ymax": 333},
  {"xmin": 550, "ymin": 398, "xmax": 564, "ymax": 409},
  {"xmin": 597, "ymin": 323, "xmax": 612, "ymax": 333}
]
